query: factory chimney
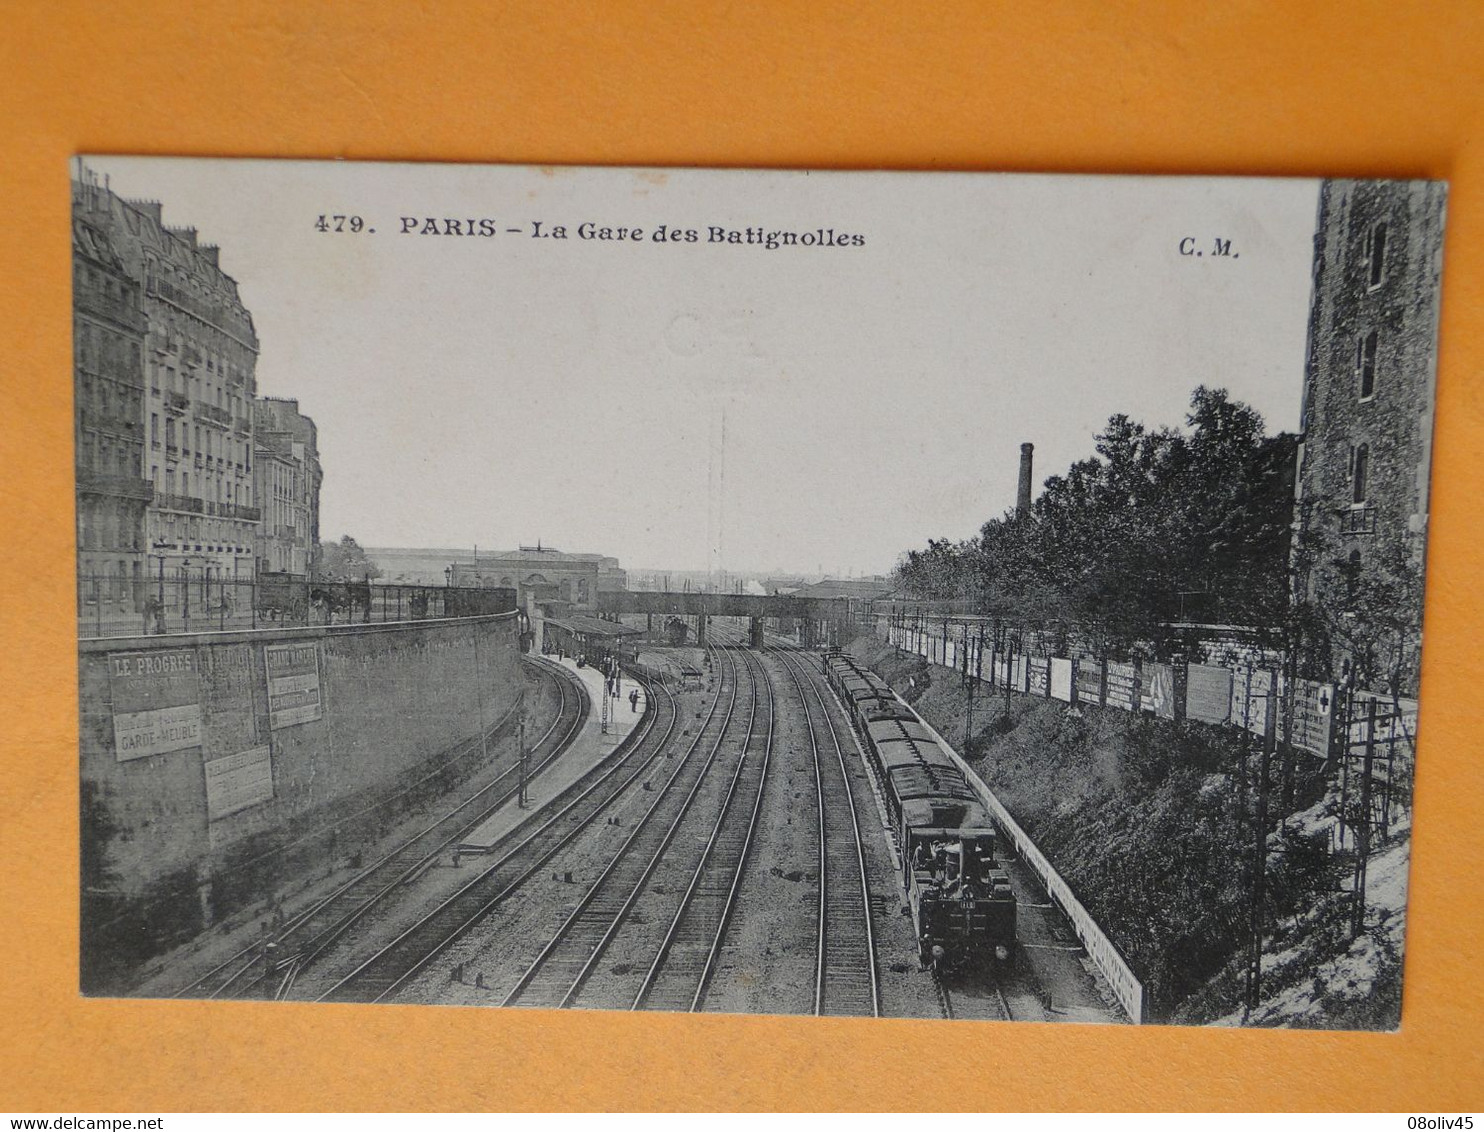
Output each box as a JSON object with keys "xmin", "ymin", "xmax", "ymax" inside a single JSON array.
[{"xmin": 1016, "ymin": 442, "xmax": 1034, "ymax": 518}]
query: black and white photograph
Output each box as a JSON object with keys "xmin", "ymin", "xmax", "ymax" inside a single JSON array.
[{"xmin": 73, "ymin": 157, "xmax": 1444, "ymax": 1029}]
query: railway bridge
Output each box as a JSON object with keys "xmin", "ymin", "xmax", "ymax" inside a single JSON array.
[{"xmin": 594, "ymin": 590, "xmax": 858, "ymax": 646}]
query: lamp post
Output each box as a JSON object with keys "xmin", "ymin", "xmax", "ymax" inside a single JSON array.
[{"xmin": 181, "ymin": 557, "xmax": 191, "ymax": 632}]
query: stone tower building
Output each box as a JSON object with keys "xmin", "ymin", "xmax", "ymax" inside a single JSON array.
[{"xmin": 1293, "ymin": 179, "xmax": 1446, "ymax": 696}]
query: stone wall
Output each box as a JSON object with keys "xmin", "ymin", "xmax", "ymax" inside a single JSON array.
[{"xmin": 79, "ymin": 613, "xmax": 521, "ymax": 987}]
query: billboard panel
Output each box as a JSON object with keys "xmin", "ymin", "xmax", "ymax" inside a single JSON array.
[
  {"xmin": 107, "ymin": 648, "xmax": 203, "ymax": 761},
  {"xmin": 1186, "ymin": 663, "xmax": 1233, "ymax": 725},
  {"xmin": 1050, "ymin": 657, "xmax": 1073, "ymax": 702},
  {"xmin": 265, "ymin": 641, "xmax": 323, "ymax": 729},
  {"xmin": 1105, "ymin": 661, "xmax": 1138, "ymax": 711},
  {"xmin": 1142, "ymin": 663, "xmax": 1176, "ymax": 719},
  {"xmin": 204, "ymin": 745, "xmax": 274, "ymax": 820}
]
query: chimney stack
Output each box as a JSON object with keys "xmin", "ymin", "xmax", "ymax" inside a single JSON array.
[{"xmin": 1017, "ymin": 442, "xmax": 1034, "ymax": 518}]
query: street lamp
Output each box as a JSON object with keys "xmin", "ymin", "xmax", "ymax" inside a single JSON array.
[{"xmin": 181, "ymin": 557, "xmax": 192, "ymax": 631}]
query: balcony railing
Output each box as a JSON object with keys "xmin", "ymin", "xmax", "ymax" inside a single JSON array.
[
  {"xmin": 154, "ymin": 491, "xmax": 205, "ymax": 514},
  {"xmin": 198, "ymin": 402, "xmax": 232, "ymax": 427},
  {"xmin": 165, "ymin": 390, "xmax": 188, "ymax": 412},
  {"xmin": 77, "ymin": 471, "xmax": 154, "ymax": 502}
]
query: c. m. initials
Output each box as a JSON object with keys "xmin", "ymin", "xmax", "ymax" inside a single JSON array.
[{"xmin": 1179, "ymin": 236, "xmax": 1238, "ymax": 259}]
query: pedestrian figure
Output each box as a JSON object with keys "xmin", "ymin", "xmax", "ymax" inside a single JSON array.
[
  {"xmin": 629, "ymin": 688, "xmax": 639, "ymax": 713},
  {"xmin": 475, "ymin": 972, "xmax": 485, "ymax": 990}
]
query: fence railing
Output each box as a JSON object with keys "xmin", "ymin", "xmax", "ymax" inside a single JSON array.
[
  {"xmin": 882, "ymin": 618, "xmax": 1416, "ymax": 785},
  {"xmin": 905, "ymin": 707, "xmax": 1146, "ymax": 1024},
  {"xmin": 77, "ymin": 573, "xmax": 517, "ymax": 638}
]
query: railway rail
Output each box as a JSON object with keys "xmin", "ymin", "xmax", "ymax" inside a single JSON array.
[
  {"xmin": 630, "ymin": 645, "xmax": 775, "ymax": 1013},
  {"xmin": 315, "ymin": 666, "xmax": 687, "ymax": 1004},
  {"xmin": 171, "ymin": 656, "xmax": 589, "ymax": 1001},
  {"xmin": 500, "ymin": 645, "xmax": 754, "ymax": 1010},
  {"xmin": 773, "ymin": 646, "xmax": 880, "ymax": 1018}
]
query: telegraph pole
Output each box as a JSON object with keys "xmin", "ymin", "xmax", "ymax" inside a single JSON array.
[
  {"xmin": 1351, "ymin": 696, "xmax": 1378, "ymax": 938},
  {"xmin": 1245, "ymin": 668, "xmax": 1278, "ymax": 1017},
  {"xmin": 517, "ymin": 718, "xmax": 529, "ymax": 808},
  {"xmin": 963, "ymin": 622, "xmax": 974, "ymax": 749}
]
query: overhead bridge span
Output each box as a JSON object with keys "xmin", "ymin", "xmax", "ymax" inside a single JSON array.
[{"xmin": 595, "ymin": 591, "xmax": 850, "ymax": 620}]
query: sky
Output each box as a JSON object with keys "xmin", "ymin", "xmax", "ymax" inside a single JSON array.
[{"xmin": 85, "ymin": 158, "xmax": 1320, "ymax": 576}]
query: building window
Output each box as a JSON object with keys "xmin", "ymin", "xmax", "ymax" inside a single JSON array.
[
  {"xmin": 1365, "ymin": 221, "xmax": 1388, "ymax": 289},
  {"xmin": 1351, "ymin": 442, "xmax": 1370, "ymax": 505},
  {"xmin": 1356, "ymin": 330, "xmax": 1378, "ymax": 400},
  {"xmin": 150, "ymin": 413, "xmax": 159, "ymax": 446}
]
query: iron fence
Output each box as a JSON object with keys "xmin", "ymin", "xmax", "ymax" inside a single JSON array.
[{"xmin": 77, "ymin": 573, "xmax": 517, "ymax": 638}]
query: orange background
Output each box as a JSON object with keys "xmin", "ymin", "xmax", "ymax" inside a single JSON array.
[{"xmin": 3, "ymin": 0, "xmax": 1482, "ymax": 1112}]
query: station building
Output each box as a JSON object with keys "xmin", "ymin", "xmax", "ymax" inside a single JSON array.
[
  {"xmin": 448, "ymin": 545, "xmax": 625, "ymax": 615},
  {"xmin": 1293, "ymin": 179, "xmax": 1446, "ymax": 696}
]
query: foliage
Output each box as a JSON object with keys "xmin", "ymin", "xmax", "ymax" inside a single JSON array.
[
  {"xmin": 314, "ymin": 534, "xmax": 383, "ymax": 583},
  {"xmin": 873, "ymin": 640, "xmax": 1337, "ymax": 1022},
  {"xmin": 1290, "ymin": 519, "xmax": 1425, "ymax": 693},
  {"xmin": 893, "ymin": 388, "xmax": 1297, "ymax": 648}
]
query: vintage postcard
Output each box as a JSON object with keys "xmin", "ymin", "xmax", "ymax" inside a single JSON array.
[{"xmin": 73, "ymin": 158, "xmax": 1443, "ymax": 1029}]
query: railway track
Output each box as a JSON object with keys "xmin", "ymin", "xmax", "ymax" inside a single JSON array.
[
  {"xmin": 773, "ymin": 647, "xmax": 880, "ymax": 1018},
  {"xmin": 171, "ymin": 656, "xmax": 589, "ymax": 1001},
  {"xmin": 499, "ymin": 645, "xmax": 751, "ymax": 1010},
  {"xmin": 314, "ymin": 665, "xmax": 689, "ymax": 1004},
  {"xmin": 934, "ymin": 965, "xmax": 1013, "ymax": 1022},
  {"xmin": 631, "ymin": 646, "xmax": 775, "ymax": 1013}
]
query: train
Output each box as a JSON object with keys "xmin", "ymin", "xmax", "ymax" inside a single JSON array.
[{"xmin": 822, "ymin": 651, "xmax": 1017, "ymax": 970}]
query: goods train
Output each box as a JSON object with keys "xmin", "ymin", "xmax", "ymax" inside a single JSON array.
[{"xmin": 823, "ymin": 652, "xmax": 1017, "ymax": 969}]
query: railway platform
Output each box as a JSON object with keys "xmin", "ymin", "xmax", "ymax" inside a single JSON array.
[{"xmin": 457, "ymin": 656, "xmax": 647, "ymax": 851}]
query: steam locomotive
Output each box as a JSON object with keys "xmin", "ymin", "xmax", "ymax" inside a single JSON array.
[{"xmin": 823, "ymin": 652, "xmax": 1016, "ymax": 969}]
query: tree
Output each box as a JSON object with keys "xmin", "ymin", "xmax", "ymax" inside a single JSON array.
[
  {"xmin": 314, "ymin": 535, "xmax": 383, "ymax": 583},
  {"xmin": 891, "ymin": 387, "xmax": 1297, "ymax": 648}
]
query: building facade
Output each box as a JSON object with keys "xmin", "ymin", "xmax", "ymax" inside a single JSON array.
[
  {"xmin": 253, "ymin": 397, "xmax": 321, "ymax": 580},
  {"xmin": 448, "ymin": 546, "xmax": 618, "ymax": 613},
  {"xmin": 72, "ymin": 174, "xmax": 263, "ymax": 596},
  {"xmin": 1293, "ymin": 179, "xmax": 1446, "ymax": 696},
  {"xmin": 73, "ymin": 210, "xmax": 152, "ymax": 627}
]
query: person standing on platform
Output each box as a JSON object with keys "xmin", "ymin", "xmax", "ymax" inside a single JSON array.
[{"xmin": 629, "ymin": 688, "xmax": 639, "ymax": 713}]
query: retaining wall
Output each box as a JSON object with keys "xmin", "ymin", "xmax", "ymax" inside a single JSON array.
[{"xmin": 80, "ymin": 614, "xmax": 521, "ymax": 906}]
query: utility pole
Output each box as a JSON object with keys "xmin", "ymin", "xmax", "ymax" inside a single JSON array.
[
  {"xmin": 517, "ymin": 719, "xmax": 529, "ymax": 808},
  {"xmin": 1351, "ymin": 696, "xmax": 1378, "ymax": 938},
  {"xmin": 1245, "ymin": 668, "xmax": 1278, "ymax": 1018},
  {"xmin": 963, "ymin": 622, "xmax": 974, "ymax": 749}
]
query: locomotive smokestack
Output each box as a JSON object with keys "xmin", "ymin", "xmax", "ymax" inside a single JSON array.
[{"xmin": 1016, "ymin": 442, "xmax": 1034, "ymax": 518}]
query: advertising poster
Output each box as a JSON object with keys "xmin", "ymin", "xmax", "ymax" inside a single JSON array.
[
  {"xmin": 107, "ymin": 648, "xmax": 203, "ymax": 761},
  {"xmin": 1289, "ymin": 679, "xmax": 1336, "ymax": 756},
  {"xmin": 1105, "ymin": 661, "xmax": 1138, "ymax": 711},
  {"xmin": 264, "ymin": 641, "xmax": 324, "ymax": 729},
  {"xmin": 1075, "ymin": 657, "xmax": 1104, "ymax": 706},
  {"xmin": 1231, "ymin": 667, "xmax": 1274, "ymax": 737},
  {"xmin": 1028, "ymin": 657, "xmax": 1049, "ymax": 698},
  {"xmin": 1050, "ymin": 657, "xmax": 1073, "ymax": 702},
  {"xmin": 204, "ymin": 744, "xmax": 275, "ymax": 820},
  {"xmin": 1142, "ymin": 663, "xmax": 1176, "ymax": 720},
  {"xmin": 1186, "ymin": 663, "xmax": 1233, "ymax": 725}
]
